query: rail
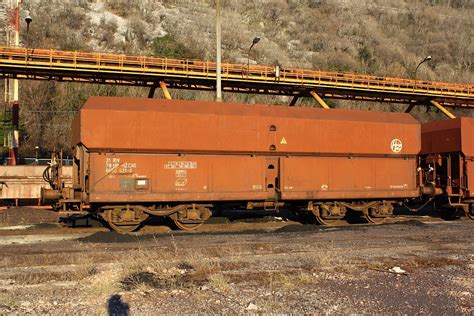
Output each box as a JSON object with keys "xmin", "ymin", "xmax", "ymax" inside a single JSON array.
[{"xmin": 0, "ymin": 46, "xmax": 473, "ymax": 107}]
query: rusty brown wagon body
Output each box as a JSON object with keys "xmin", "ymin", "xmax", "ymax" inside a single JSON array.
[
  {"xmin": 421, "ymin": 117, "xmax": 474, "ymax": 219},
  {"xmin": 55, "ymin": 96, "xmax": 427, "ymax": 232}
]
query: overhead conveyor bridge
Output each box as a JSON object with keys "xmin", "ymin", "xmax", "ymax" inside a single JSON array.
[{"xmin": 0, "ymin": 46, "xmax": 473, "ymax": 112}]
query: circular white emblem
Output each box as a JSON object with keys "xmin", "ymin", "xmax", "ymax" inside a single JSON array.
[{"xmin": 391, "ymin": 139, "xmax": 403, "ymax": 153}]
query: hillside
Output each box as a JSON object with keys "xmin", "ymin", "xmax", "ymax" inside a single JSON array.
[{"xmin": 4, "ymin": 0, "xmax": 474, "ymax": 156}]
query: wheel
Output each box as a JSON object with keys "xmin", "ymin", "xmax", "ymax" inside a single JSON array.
[
  {"xmin": 440, "ymin": 207, "xmax": 458, "ymax": 220},
  {"xmin": 311, "ymin": 204, "xmax": 345, "ymax": 226},
  {"xmin": 364, "ymin": 205, "xmax": 390, "ymax": 224},
  {"xmin": 344, "ymin": 210, "xmax": 365, "ymax": 224},
  {"xmin": 173, "ymin": 219, "xmax": 205, "ymax": 231},
  {"xmin": 363, "ymin": 213, "xmax": 387, "ymax": 224},
  {"xmin": 109, "ymin": 222, "xmax": 141, "ymax": 233},
  {"xmin": 313, "ymin": 215, "xmax": 343, "ymax": 226},
  {"xmin": 294, "ymin": 210, "xmax": 317, "ymax": 224},
  {"xmin": 100, "ymin": 207, "xmax": 148, "ymax": 233},
  {"xmin": 51, "ymin": 202, "xmax": 62, "ymax": 212},
  {"xmin": 466, "ymin": 204, "xmax": 474, "ymax": 220},
  {"xmin": 170, "ymin": 205, "xmax": 211, "ymax": 231}
]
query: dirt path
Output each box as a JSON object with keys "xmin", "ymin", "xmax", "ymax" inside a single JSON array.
[{"xmin": 0, "ymin": 219, "xmax": 472, "ymax": 314}]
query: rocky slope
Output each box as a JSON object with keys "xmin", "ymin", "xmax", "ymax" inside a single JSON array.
[{"xmin": 4, "ymin": 0, "xmax": 474, "ymax": 155}]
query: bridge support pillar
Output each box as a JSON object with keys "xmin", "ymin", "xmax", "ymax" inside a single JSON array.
[
  {"xmin": 148, "ymin": 84, "xmax": 157, "ymax": 98},
  {"xmin": 310, "ymin": 91, "xmax": 330, "ymax": 109},
  {"xmin": 430, "ymin": 100, "xmax": 455, "ymax": 119},
  {"xmin": 405, "ymin": 103, "xmax": 416, "ymax": 113},
  {"xmin": 289, "ymin": 95, "xmax": 299, "ymax": 106},
  {"xmin": 148, "ymin": 81, "xmax": 172, "ymax": 99},
  {"xmin": 159, "ymin": 81, "xmax": 172, "ymax": 100}
]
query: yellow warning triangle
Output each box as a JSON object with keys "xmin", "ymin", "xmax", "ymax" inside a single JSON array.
[{"xmin": 280, "ymin": 137, "xmax": 287, "ymax": 145}]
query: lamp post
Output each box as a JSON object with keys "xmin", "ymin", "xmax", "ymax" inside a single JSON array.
[
  {"xmin": 25, "ymin": 11, "xmax": 32, "ymax": 32},
  {"xmin": 247, "ymin": 37, "xmax": 260, "ymax": 77},
  {"xmin": 414, "ymin": 55, "xmax": 432, "ymax": 81},
  {"xmin": 7, "ymin": 0, "xmax": 21, "ymax": 165},
  {"xmin": 25, "ymin": 11, "xmax": 32, "ymax": 49},
  {"xmin": 215, "ymin": 0, "xmax": 222, "ymax": 102},
  {"xmin": 25, "ymin": 11, "xmax": 33, "ymax": 44}
]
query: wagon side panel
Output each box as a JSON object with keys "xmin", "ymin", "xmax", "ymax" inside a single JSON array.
[
  {"xmin": 280, "ymin": 156, "xmax": 419, "ymax": 200},
  {"xmin": 88, "ymin": 153, "xmax": 268, "ymax": 203}
]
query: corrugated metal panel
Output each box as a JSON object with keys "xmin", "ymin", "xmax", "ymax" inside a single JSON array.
[{"xmin": 75, "ymin": 97, "xmax": 420, "ymax": 156}]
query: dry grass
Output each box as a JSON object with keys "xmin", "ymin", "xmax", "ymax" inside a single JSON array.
[
  {"xmin": 0, "ymin": 294, "xmax": 19, "ymax": 312},
  {"xmin": 87, "ymin": 276, "xmax": 121, "ymax": 298},
  {"xmin": 9, "ymin": 271, "xmax": 76, "ymax": 285},
  {"xmin": 0, "ymin": 252, "xmax": 115, "ymax": 269},
  {"xmin": 115, "ymin": 245, "xmax": 227, "ymax": 292},
  {"xmin": 120, "ymin": 249, "xmax": 176, "ymax": 275},
  {"xmin": 207, "ymin": 272, "xmax": 230, "ymax": 291},
  {"xmin": 74, "ymin": 257, "xmax": 99, "ymax": 280},
  {"xmin": 311, "ymin": 250, "xmax": 334, "ymax": 268},
  {"xmin": 366, "ymin": 254, "xmax": 467, "ymax": 273},
  {"xmin": 1, "ymin": 252, "xmax": 101, "ymax": 285},
  {"xmin": 270, "ymin": 271, "xmax": 314, "ymax": 290},
  {"xmin": 452, "ymin": 276, "xmax": 474, "ymax": 292}
]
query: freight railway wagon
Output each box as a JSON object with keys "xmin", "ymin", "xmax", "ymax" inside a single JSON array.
[
  {"xmin": 0, "ymin": 165, "xmax": 72, "ymax": 205},
  {"xmin": 42, "ymin": 96, "xmax": 444, "ymax": 233},
  {"xmin": 421, "ymin": 117, "xmax": 474, "ymax": 219}
]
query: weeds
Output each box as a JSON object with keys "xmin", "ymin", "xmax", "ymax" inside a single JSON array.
[
  {"xmin": 121, "ymin": 271, "xmax": 163, "ymax": 291},
  {"xmin": 170, "ymin": 234, "xmax": 179, "ymax": 257},
  {"xmin": 271, "ymin": 271, "xmax": 314, "ymax": 290},
  {"xmin": 0, "ymin": 295, "xmax": 19, "ymax": 312},
  {"xmin": 74, "ymin": 257, "xmax": 98, "ymax": 280},
  {"xmin": 207, "ymin": 272, "xmax": 230, "ymax": 291},
  {"xmin": 9, "ymin": 271, "xmax": 75, "ymax": 285},
  {"xmin": 88, "ymin": 277, "xmax": 121, "ymax": 298},
  {"xmin": 117, "ymin": 245, "xmax": 218, "ymax": 291}
]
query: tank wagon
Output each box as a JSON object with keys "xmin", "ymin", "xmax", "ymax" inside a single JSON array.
[
  {"xmin": 42, "ymin": 96, "xmax": 443, "ymax": 232},
  {"xmin": 421, "ymin": 117, "xmax": 474, "ymax": 219}
]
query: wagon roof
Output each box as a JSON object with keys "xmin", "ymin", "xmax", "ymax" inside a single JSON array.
[
  {"xmin": 73, "ymin": 96, "xmax": 420, "ymax": 155},
  {"xmin": 82, "ymin": 96, "xmax": 419, "ymax": 125},
  {"xmin": 421, "ymin": 117, "xmax": 474, "ymax": 157}
]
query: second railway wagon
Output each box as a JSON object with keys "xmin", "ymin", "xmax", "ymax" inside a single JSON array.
[
  {"xmin": 58, "ymin": 96, "xmax": 423, "ymax": 232},
  {"xmin": 421, "ymin": 117, "xmax": 474, "ymax": 219}
]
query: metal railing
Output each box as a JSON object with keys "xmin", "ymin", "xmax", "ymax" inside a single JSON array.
[{"xmin": 0, "ymin": 46, "xmax": 473, "ymax": 107}]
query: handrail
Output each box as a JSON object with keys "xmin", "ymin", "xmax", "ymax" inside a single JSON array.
[{"xmin": 0, "ymin": 46, "xmax": 473, "ymax": 104}]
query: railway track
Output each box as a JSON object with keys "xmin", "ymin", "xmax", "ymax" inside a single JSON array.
[{"xmin": 0, "ymin": 206, "xmax": 468, "ymax": 240}]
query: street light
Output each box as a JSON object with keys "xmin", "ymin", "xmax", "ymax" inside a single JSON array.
[
  {"xmin": 414, "ymin": 55, "xmax": 432, "ymax": 80},
  {"xmin": 25, "ymin": 11, "xmax": 32, "ymax": 49},
  {"xmin": 35, "ymin": 146, "xmax": 39, "ymax": 164},
  {"xmin": 25, "ymin": 11, "xmax": 32, "ymax": 32},
  {"xmin": 247, "ymin": 37, "xmax": 261, "ymax": 77}
]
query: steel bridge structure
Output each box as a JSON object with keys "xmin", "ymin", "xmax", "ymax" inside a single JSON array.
[{"xmin": 0, "ymin": 46, "xmax": 473, "ymax": 117}]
